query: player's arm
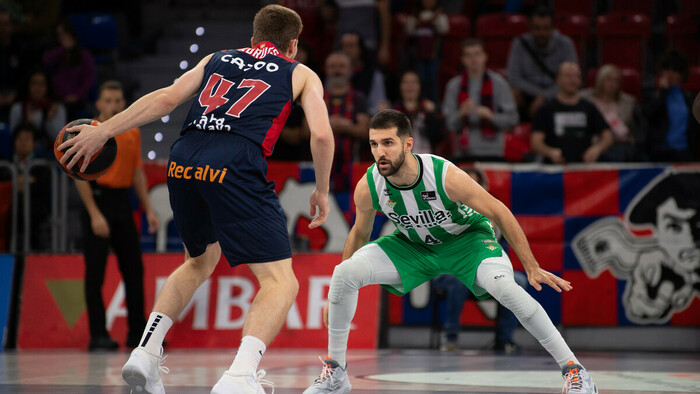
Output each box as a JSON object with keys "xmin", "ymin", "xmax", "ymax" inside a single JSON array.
[
  {"xmin": 444, "ymin": 165, "xmax": 572, "ymax": 293},
  {"xmin": 133, "ymin": 167, "xmax": 159, "ymax": 234},
  {"xmin": 59, "ymin": 54, "xmax": 214, "ymax": 172},
  {"xmin": 342, "ymin": 176, "xmax": 377, "ymax": 261},
  {"xmin": 294, "ymin": 63, "xmax": 334, "ymax": 228}
]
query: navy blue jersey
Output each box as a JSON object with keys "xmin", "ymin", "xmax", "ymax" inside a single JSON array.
[{"xmin": 181, "ymin": 41, "xmax": 299, "ymax": 157}]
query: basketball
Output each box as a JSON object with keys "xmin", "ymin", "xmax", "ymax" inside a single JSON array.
[{"xmin": 53, "ymin": 119, "xmax": 118, "ymax": 181}]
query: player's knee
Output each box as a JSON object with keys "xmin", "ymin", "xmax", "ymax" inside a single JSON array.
[
  {"xmin": 498, "ymin": 280, "xmax": 538, "ymax": 320},
  {"xmin": 328, "ymin": 258, "xmax": 368, "ymax": 303}
]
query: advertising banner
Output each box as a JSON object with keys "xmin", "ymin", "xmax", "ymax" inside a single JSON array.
[{"xmin": 18, "ymin": 253, "xmax": 379, "ymax": 349}]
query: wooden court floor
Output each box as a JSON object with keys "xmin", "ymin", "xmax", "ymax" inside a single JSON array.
[{"xmin": 0, "ymin": 348, "xmax": 698, "ymax": 393}]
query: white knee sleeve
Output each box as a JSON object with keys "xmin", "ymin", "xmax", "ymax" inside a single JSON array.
[
  {"xmin": 328, "ymin": 258, "xmax": 369, "ymax": 303},
  {"xmin": 479, "ymin": 269, "xmax": 538, "ymax": 320}
]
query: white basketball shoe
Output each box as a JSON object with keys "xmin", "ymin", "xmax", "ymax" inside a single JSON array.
[
  {"xmin": 211, "ymin": 369, "xmax": 274, "ymax": 394},
  {"xmin": 561, "ymin": 361, "xmax": 598, "ymax": 393},
  {"xmin": 122, "ymin": 347, "xmax": 169, "ymax": 394},
  {"xmin": 304, "ymin": 356, "xmax": 351, "ymax": 394}
]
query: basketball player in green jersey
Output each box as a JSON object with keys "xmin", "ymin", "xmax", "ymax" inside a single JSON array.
[{"xmin": 305, "ymin": 109, "xmax": 597, "ymax": 394}]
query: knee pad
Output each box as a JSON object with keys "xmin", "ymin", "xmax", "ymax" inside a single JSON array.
[
  {"xmin": 328, "ymin": 257, "xmax": 369, "ymax": 303},
  {"xmin": 491, "ymin": 276, "xmax": 538, "ymax": 320}
]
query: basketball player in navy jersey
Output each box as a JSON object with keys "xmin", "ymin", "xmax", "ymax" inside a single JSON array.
[{"xmin": 59, "ymin": 5, "xmax": 334, "ymax": 394}]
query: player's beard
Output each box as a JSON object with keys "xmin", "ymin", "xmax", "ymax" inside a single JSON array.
[{"xmin": 377, "ymin": 150, "xmax": 405, "ymax": 177}]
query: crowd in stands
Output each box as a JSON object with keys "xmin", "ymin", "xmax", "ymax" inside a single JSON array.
[
  {"xmin": 272, "ymin": 0, "xmax": 700, "ymax": 192},
  {"xmin": 1, "ymin": 0, "xmax": 699, "ymax": 251}
]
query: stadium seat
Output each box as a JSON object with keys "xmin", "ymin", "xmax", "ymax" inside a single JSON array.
[
  {"xmin": 585, "ymin": 67, "xmax": 642, "ymax": 100},
  {"xmin": 610, "ymin": 0, "xmax": 654, "ymax": 15},
  {"xmin": 68, "ymin": 13, "xmax": 118, "ymax": 64},
  {"xmin": 554, "ymin": 0, "xmax": 594, "ymax": 17},
  {"xmin": 596, "ymin": 12, "xmax": 651, "ymax": 70},
  {"xmin": 680, "ymin": 0, "xmax": 700, "ymax": 16},
  {"xmin": 438, "ymin": 14, "xmax": 471, "ymax": 100},
  {"xmin": 476, "ymin": 13, "xmax": 529, "ymax": 71},
  {"xmin": 666, "ymin": 14, "xmax": 700, "ymax": 66},
  {"xmin": 684, "ymin": 66, "xmax": 700, "ymax": 92},
  {"xmin": 555, "ymin": 14, "xmax": 589, "ymax": 64}
]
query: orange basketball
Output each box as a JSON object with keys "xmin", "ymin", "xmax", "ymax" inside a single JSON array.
[{"xmin": 54, "ymin": 119, "xmax": 118, "ymax": 181}]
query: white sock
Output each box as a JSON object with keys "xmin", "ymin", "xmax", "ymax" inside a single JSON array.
[
  {"xmin": 228, "ymin": 335, "xmax": 266, "ymax": 376},
  {"xmin": 139, "ymin": 312, "xmax": 173, "ymax": 355},
  {"xmin": 519, "ymin": 304, "xmax": 581, "ymax": 369}
]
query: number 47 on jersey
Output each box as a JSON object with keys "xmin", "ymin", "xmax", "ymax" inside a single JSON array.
[{"xmin": 198, "ymin": 73, "xmax": 270, "ymax": 118}]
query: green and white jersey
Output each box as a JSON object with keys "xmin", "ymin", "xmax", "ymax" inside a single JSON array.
[{"xmin": 366, "ymin": 153, "xmax": 494, "ymax": 246}]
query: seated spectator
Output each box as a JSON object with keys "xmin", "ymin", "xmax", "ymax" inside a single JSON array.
[
  {"xmin": 393, "ymin": 70, "xmax": 443, "ymax": 154},
  {"xmin": 9, "ymin": 69, "xmax": 67, "ymax": 151},
  {"xmin": 0, "ymin": 6, "xmax": 28, "ymax": 122},
  {"xmin": 530, "ymin": 62, "xmax": 613, "ymax": 164},
  {"xmin": 443, "ymin": 39, "xmax": 518, "ymax": 161},
  {"xmin": 324, "ymin": 52, "xmax": 371, "ymax": 192},
  {"xmin": 11, "ymin": 122, "xmax": 50, "ymax": 250},
  {"xmin": 580, "ymin": 65, "xmax": 638, "ymax": 162},
  {"xmin": 431, "ymin": 168, "xmax": 527, "ymax": 353},
  {"xmin": 42, "ymin": 19, "xmax": 95, "ymax": 119},
  {"xmin": 339, "ymin": 31, "xmax": 389, "ymax": 115},
  {"xmin": 507, "ymin": 6, "xmax": 577, "ymax": 121},
  {"xmin": 643, "ymin": 49, "xmax": 699, "ymax": 162},
  {"xmin": 405, "ymin": 0, "xmax": 449, "ymax": 102}
]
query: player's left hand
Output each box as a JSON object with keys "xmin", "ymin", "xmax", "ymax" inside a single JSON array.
[
  {"xmin": 58, "ymin": 124, "xmax": 109, "ymax": 172},
  {"xmin": 309, "ymin": 188, "xmax": 329, "ymax": 229},
  {"xmin": 526, "ymin": 267, "xmax": 572, "ymax": 293}
]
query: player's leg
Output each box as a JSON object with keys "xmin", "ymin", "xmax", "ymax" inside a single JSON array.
[
  {"xmin": 304, "ymin": 243, "xmax": 404, "ymax": 394},
  {"xmin": 474, "ymin": 254, "xmax": 597, "ymax": 393},
  {"xmin": 211, "ymin": 258, "xmax": 297, "ymax": 394},
  {"xmin": 494, "ymin": 271, "xmax": 527, "ymax": 352}
]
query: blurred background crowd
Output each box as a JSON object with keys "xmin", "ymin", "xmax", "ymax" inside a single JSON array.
[{"xmin": 0, "ymin": 0, "xmax": 699, "ymax": 253}]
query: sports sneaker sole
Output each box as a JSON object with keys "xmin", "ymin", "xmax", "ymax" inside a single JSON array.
[{"xmin": 122, "ymin": 367, "xmax": 150, "ymax": 393}]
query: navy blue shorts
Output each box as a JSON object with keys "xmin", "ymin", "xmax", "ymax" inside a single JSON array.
[{"xmin": 167, "ymin": 130, "xmax": 291, "ymax": 266}]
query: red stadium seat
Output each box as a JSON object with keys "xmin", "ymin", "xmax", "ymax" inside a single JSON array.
[
  {"xmin": 596, "ymin": 12, "xmax": 651, "ymax": 70},
  {"xmin": 610, "ymin": 0, "xmax": 654, "ymax": 15},
  {"xmin": 476, "ymin": 13, "xmax": 529, "ymax": 71},
  {"xmin": 666, "ymin": 14, "xmax": 700, "ymax": 66},
  {"xmin": 683, "ymin": 66, "xmax": 700, "ymax": 92},
  {"xmin": 585, "ymin": 67, "xmax": 642, "ymax": 100},
  {"xmin": 680, "ymin": 0, "xmax": 700, "ymax": 16},
  {"xmin": 555, "ymin": 14, "xmax": 590, "ymax": 64},
  {"xmin": 438, "ymin": 14, "xmax": 471, "ymax": 100},
  {"xmin": 554, "ymin": 0, "xmax": 594, "ymax": 17}
]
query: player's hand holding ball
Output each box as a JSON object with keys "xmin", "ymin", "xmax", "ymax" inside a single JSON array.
[{"xmin": 54, "ymin": 119, "xmax": 117, "ymax": 180}]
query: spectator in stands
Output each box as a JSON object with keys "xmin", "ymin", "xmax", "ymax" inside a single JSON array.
[
  {"xmin": 643, "ymin": 49, "xmax": 699, "ymax": 162},
  {"xmin": 507, "ymin": 6, "xmax": 577, "ymax": 121},
  {"xmin": 530, "ymin": 62, "xmax": 613, "ymax": 164},
  {"xmin": 339, "ymin": 31, "xmax": 389, "ymax": 115},
  {"xmin": 393, "ymin": 70, "xmax": 443, "ymax": 154},
  {"xmin": 443, "ymin": 39, "xmax": 518, "ymax": 161},
  {"xmin": 324, "ymin": 52, "xmax": 371, "ymax": 192},
  {"xmin": 335, "ymin": 0, "xmax": 391, "ymax": 67},
  {"xmin": 42, "ymin": 19, "xmax": 95, "ymax": 119},
  {"xmin": 11, "ymin": 122, "xmax": 50, "ymax": 251},
  {"xmin": 580, "ymin": 65, "xmax": 639, "ymax": 162},
  {"xmin": 0, "ymin": 7, "xmax": 27, "ymax": 122},
  {"xmin": 9, "ymin": 70, "xmax": 66, "ymax": 151},
  {"xmin": 405, "ymin": 0, "xmax": 449, "ymax": 102},
  {"xmin": 432, "ymin": 167, "xmax": 528, "ymax": 353}
]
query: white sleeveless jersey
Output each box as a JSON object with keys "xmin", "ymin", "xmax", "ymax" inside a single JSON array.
[{"xmin": 366, "ymin": 153, "xmax": 493, "ymax": 246}]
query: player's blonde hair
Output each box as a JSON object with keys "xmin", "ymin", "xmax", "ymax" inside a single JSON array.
[{"xmin": 253, "ymin": 5, "xmax": 302, "ymax": 53}]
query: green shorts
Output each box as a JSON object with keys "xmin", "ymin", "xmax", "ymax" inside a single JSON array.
[{"xmin": 371, "ymin": 222, "xmax": 503, "ymax": 299}]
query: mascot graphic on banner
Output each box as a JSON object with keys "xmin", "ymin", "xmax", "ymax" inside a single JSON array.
[{"xmin": 573, "ymin": 169, "xmax": 700, "ymax": 325}]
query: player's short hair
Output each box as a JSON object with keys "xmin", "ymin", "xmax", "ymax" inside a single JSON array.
[
  {"xmin": 253, "ymin": 5, "xmax": 302, "ymax": 53},
  {"xmin": 370, "ymin": 109, "xmax": 412, "ymax": 139},
  {"xmin": 97, "ymin": 80, "xmax": 123, "ymax": 98}
]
